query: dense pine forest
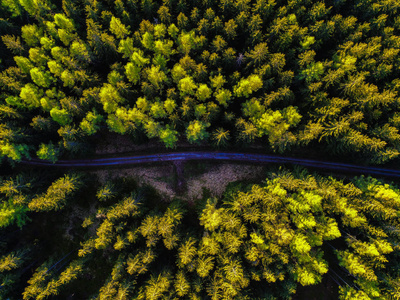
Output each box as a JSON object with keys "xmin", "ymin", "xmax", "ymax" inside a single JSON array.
[
  {"xmin": 1, "ymin": 0, "xmax": 400, "ymax": 299},
  {"xmin": 1, "ymin": 169, "xmax": 400, "ymax": 299},
  {"xmin": 0, "ymin": 0, "xmax": 400, "ymax": 162}
]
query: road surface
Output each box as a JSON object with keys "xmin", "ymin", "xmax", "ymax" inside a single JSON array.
[{"xmin": 20, "ymin": 151, "xmax": 400, "ymax": 179}]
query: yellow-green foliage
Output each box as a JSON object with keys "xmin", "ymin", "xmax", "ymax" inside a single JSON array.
[
  {"xmin": 1, "ymin": 170, "xmax": 400, "ymax": 299},
  {"xmin": 2, "ymin": 0, "xmax": 400, "ymax": 158}
]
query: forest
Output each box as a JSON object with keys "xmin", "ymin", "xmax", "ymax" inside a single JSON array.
[
  {"xmin": 1, "ymin": 169, "xmax": 400, "ymax": 299},
  {"xmin": 0, "ymin": 0, "xmax": 400, "ymax": 299}
]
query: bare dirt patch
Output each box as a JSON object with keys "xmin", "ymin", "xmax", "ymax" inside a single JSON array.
[
  {"xmin": 90, "ymin": 162, "xmax": 268, "ymax": 201},
  {"xmin": 185, "ymin": 163, "xmax": 266, "ymax": 200},
  {"xmin": 90, "ymin": 164, "xmax": 177, "ymax": 200}
]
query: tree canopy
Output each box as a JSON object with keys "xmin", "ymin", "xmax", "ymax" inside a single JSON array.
[
  {"xmin": 1, "ymin": 169, "xmax": 400, "ymax": 299},
  {"xmin": 1, "ymin": 0, "xmax": 400, "ymax": 299},
  {"xmin": 0, "ymin": 0, "xmax": 399, "ymax": 163}
]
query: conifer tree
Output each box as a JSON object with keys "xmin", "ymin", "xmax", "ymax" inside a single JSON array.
[{"xmin": 28, "ymin": 174, "xmax": 79, "ymax": 211}]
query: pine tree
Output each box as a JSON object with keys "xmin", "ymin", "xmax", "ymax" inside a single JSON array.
[
  {"xmin": 146, "ymin": 65, "xmax": 167, "ymax": 90},
  {"xmin": 178, "ymin": 76, "xmax": 197, "ymax": 97},
  {"xmin": 36, "ymin": 142, "xmax": 59, "ymax": 163},
  {"xmin": 178, "ymin": 237, "xmax": 197, "ymax": 267},
  {"xmin": 28, "ymin": 174, "xmax": 79, "ymax": 211},
  {"xmin": 110, "ymin": 16, "xmax": 130, "ymax": 39},
  {"xmin": 159, "ymin": 125, "xmax": 178, "ymax": 149},
  {"xmin": 174, "ymin": 271, "xmax": 190, "ymax": 296},
  {"xmin": 100, "ymin": 83, "xmax": 125, "ymax": 113},
  {"xmin": 234, "ymin": 75, "xmax": 263, "ymax": 98},
  {"xmin": 141, "ymin": 272, "xmax": 172, "ymax": 300},
  {"xmin": 50, "ymin": 107, "xmax": 72, "ymax": 125},
  {"xmin": 80, "ymin": 110, "xmax": 103, "ymax": 135},
  {"xmin": 212, "ymin": 128, "xmax": 230, "ymax": 148},
  {"xmin": 0, "ymin": 251, "xmax": 25, "ymax": 272}
]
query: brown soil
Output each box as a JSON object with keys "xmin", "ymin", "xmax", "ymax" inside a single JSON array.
[
  {"xmin": 89, "ymin": 161, "xmax": 269, "ymax": 201},
  {"xmin": 93, "ymin": 132, "xmax": 274, "ymax": 201},
  {"xmin": 185, "ymin": 162, "xmax": 266, "ymax": 200},
  {"xmin": 90, "ymin": 164, "xmax": 177, "ymax": 200}
]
